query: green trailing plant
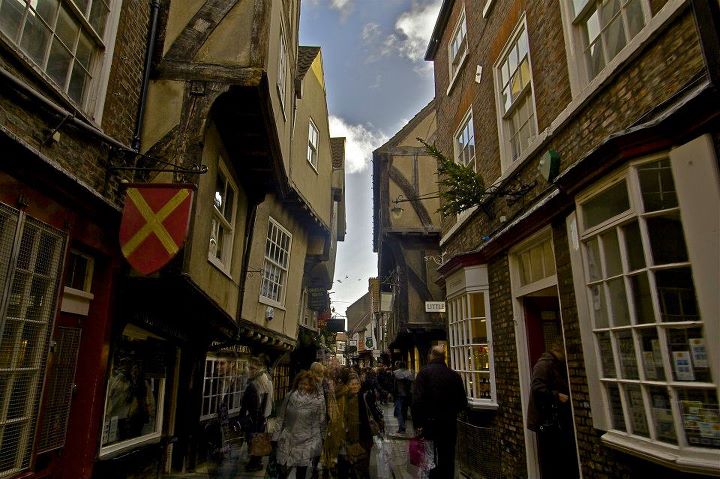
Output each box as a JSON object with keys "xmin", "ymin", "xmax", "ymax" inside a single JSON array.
[{"xmin": 418, "ymin": 138, "xmax": 486, "ymax": 217}]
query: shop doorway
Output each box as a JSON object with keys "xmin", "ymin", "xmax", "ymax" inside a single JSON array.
[
  {"xmin": 510, "ymin": 230, "xmax": 580, "ymax": 478},
  {"xmin": 523, "ymin": 293, "xmax": 562, "ymax": 369}
]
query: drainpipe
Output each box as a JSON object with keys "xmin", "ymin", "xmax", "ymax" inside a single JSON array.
[
  {"xmin": 236, "ymin": 200, "xmax": 260, "ymax": 338},
  {"xmin": 132, "ymin": 0, "xmax": 161, "ymax": 152}
]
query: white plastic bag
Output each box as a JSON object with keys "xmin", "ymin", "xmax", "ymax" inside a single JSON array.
[{"xmin": 374, "ymin": 436, "xmax": 392, "ymax": 478}]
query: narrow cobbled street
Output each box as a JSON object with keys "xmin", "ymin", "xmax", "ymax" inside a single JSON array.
[{"xmin": 166, "ymin": 403, "xmax": 421, "ymax": 479}]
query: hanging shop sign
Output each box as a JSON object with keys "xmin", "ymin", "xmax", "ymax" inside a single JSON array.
[
  {"xmin": 119, "ymin": 184, "xmax": 194, "ymax": 275},
  {"xmin": 425, "ymin": 301, "xmax": 446, "ymax": 313}
]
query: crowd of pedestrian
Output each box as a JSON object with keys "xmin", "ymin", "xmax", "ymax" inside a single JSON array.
[{"xmin": 205, "ymin": 345, "xmax": 468, "ymax": 479}]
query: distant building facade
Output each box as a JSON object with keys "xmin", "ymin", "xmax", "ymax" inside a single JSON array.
[{"xmin": 372, "ymin": 101, "xmax": 446, "ymax": 371}]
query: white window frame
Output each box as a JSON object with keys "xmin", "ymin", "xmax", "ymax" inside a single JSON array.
[
  {"xmin": 0, "ymin": 0, "xmax": 122, "ymax": 121},
  {"xmin": 60, "ymin": 249, "xmax": 95, "ymax": 316},
  {"xmin": 277, "ymin": 24, "xmax": 287, "ymax": 114},
  {"xmin": 446, "ymin": 7, "xmax": 468, "ymax": 94},
  {"xmin": 559, "ymin": 0, "xmax": 651, "ymax": 94},
  {"xmin": 259, "ymin": 217, "xmax": 292, "ymax": 308},
  {"xmin": 566, "ymin": 136, "xmax": 720, "ymax": 474},
  {"xmin": 208, "ymin": 157, "xmax": 237, "ymax": 275},
  {"xmin": 307, "ymin": 118, "xmax": 319, "ymax": 171},
  {"xmin": 453, "ymin": 109, "xmax": 476, "ymax": 223},
  {"xmin": 99, "ymin": 325, "xmax": 166, "ymax": 458},
  {"xmin": 200, "ymin": 355, "xmax": 248, "ymax": 421},
  {"xmin": 493, "ymin": 15, "xmax": 538, "ymax": 173},
  {"xmin": 446, "ymin": 265, "xmax": 498, "ymax": 409}
]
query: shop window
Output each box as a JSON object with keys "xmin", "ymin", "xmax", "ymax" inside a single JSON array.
[
  {"xmin": 494, "ymin": 17, "xmax": 537, "ymax": 170},
  {"xmin": 200, "ymin": 356, "xmax": 248, "ymax": 421},
  {"xmin": 0, "ymin": 204, "xmax": 66, "ymax": 476},
  {"xmin": 568, "ymin": 142, "xmax": 720, "ymax": 472},
  {"xmin": 100, "ymin": 325, "xmax": 169, "ymax": 456},
  {"xmin": 209, "ymin": 158, "xmax": 237, "ymax": 274},
  {"xmin": 0, "ymin": 0, "xmax": 118, "ymax": 115},
  {"xmin": 446, "ymin": 265, "xmax": 496, "ymax": 407},
  {"xmin": 260, "ymin": 218, "xmax": 292, "ymax": 307}
]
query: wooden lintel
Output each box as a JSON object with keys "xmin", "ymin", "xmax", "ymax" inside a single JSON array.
[{"xmin": 157, "ymin": 61, "xmax": 263, "ymax": 85}]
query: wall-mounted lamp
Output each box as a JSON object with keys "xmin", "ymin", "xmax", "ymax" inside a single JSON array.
[{"xmin": 390, "ymin": 192, "xmax": 441, "ymax": 219}]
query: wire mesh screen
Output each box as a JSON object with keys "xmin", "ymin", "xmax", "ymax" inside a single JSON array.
[
  {"xmin": 0, "ymin": 213, "xmax": 66, "ymax": 477},
  {"xmin": 37, "ymin": 327, "xmax": 82, "ymax": 452},
  {"xmin": 456, "ymin": 419, "xmax": 501, "ymax": 479}
]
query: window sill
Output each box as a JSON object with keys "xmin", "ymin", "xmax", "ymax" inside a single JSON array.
[
  {"xmin": 307, "ymin": 159, "xmax": 319, "ymax": 174},
  {"xmin": 60, "ymin": 286, "xmax": 94, "ymax": 315},
  {"xmin": 440, "ymin": 205, "xmax": 479, "ymax": 247},
  {"xmin": 259, "ymin": 296, "xmax": 286, "ymax": 311},
  {"xmin": 98, "ymin": 433, "xmax": 162, "ymax": 459},
  {"xmin": 207, "ymin": 256, "xmax": 234, "ymax": 280},
  {"xmin": 446, "ymin": 51, "xmax": 469, "ymax": 96},
  {"xmin": 468, "ymin": 400, "xmax": 498, "ymax": 411},
  {"xmin": 601, "ymin": 431, "xmax": 720, "ymax": 476}
]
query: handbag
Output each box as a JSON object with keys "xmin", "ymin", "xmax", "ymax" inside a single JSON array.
[
  {"xmin": 250, "ymin": 432, "xmax": 273, "ymax": 456},
  {"xmin": 538, "ymin": 401, "xmax": 561, "ymax": 434},
  {"xmin": 408, "ymin": 436, "xmax": 425, "ymax": 467},
  {"xmin": 362, "ymin": 393, "xmax": 383, "ymax": 437},
  {"xmin": 346, "ymin": 442, "xmax": 367, "ymax": 464}
]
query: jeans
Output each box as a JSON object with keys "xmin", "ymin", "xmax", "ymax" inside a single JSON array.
[{"xmin": 394, "ymin": 397, "xmax": 408, "ymax": 431}]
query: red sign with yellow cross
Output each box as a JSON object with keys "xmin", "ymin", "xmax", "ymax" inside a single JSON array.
[{"xmin": 119, "ymin": 184, "xmax": 194, "ymax": 275}]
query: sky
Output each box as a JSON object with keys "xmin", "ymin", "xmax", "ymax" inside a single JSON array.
[{"xmin": 299, "ymin": 0, "xmax": 441, "ymax": 319}]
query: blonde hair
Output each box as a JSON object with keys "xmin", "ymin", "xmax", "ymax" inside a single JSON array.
[{"xmin": 310, "ymin": 362, "xmax": 324, "ymax": 375}]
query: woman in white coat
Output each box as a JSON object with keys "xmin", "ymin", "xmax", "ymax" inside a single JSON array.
[{"xmin": 276, "ymin": 371, "xmax": 326, "ymax": 479}]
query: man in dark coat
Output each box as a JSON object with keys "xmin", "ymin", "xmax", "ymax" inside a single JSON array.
[
  {"xmin": 412, "ymin": 346, "xmax": 467, "ymax": 478},
  {"xmin": 526, "ymin": 341, "xmax": 578, "ymax": 478}
]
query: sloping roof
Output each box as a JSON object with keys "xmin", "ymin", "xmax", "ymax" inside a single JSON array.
[
  {"xmin": 297, "ymin": 46, "xmax": 321, "ymax": 80},
  {"xmin": 376, "ymin": 98, "xmax": 435, "ymax": 151},
  {"xmin": 330, "ymin": 137, "xmax": 346, "ymax": 169},
  {"xmin": 425, "ymin": 0, "xmax": 455, "ymax": 61}
]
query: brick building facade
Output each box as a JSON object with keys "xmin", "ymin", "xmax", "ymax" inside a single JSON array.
[
  {"xmin": 426, "ymin": 0, "xmax": 719, "ymax": 477},
  {"xmin": 0, "ymin": 0, "xmax": 150, "ymax": 477}
]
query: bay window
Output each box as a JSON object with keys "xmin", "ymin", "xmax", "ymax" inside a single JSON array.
[
  {"xmin": 446, "ymin": 265, "xmax": 497, "ymax": 407},
  {"xmin": 567, "ymin": 136, "xmax": 720, "ymax": 472}
]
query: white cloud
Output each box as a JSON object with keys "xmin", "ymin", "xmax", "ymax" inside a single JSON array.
[
  {"xmin": 392, "ymin": 0, "xmax": 442, "ymax": 61},
  {"xmin": 329, "ymin": 116, "xmax": 388, "ymax": 174},
  {"xmin": 329, "ymin": 0, "xmax": 354, "ymax": 20},
  {"xmin": 362, "ymin": 22, "xmax": 381, "ymax": 42},
  {"xmin": 360, "ymin": 1, "xmax": 441, "ymax": 65}
]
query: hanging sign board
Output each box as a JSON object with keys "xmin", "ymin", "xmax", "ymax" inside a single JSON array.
[
  {"xmin": 425, "ymin": 301, "xmax": 446, "ymax": 313},
  {"xmin": 119, "ymin": 184, "xmax": 194, "ymax": 275}
]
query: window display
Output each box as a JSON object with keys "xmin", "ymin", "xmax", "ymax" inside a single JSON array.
[{"xmin": 101, "ymin": 326, "xmax": 168, "ymax": 453}]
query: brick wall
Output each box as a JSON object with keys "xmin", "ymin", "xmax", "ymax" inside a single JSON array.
[
  {"xmin": 0, "ymin": 0, "xmax": 151, "ymax": 207},
  {"xmin": 102, "ymin": 0, "xmax": 151, "ymax": 145},
  {"xmin": 487, "ymin": 254, "xmax": 527, "ymax": 478},
  {"xmin": 438, "ymin": 7, "xmax": 703, "ymax": 259},
  {"xmin": 438, "ymin": 3, "xmax": 713, "ymax": 478}
]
